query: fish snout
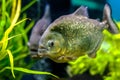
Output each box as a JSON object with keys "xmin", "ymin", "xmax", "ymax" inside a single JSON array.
[
  {"xmin": 29, "ymin": 48, "xmax": 38, "ymax": 58},
  {"xmin": 30, "ymin": 48, "xmax": 48, "ymax": 58},
  {"xmin": 38, "ymin": 44, "xmax": 48, "ymax": 57},
  {"xmin": 27, "ymin": 43, "xmax": 39, "ymax": 58},
  {"xmin": 38, "ymin": 48, "xmax": 47, "ymax": 53},
  {"xmin": 39, "ymin": 45, "xmax": 46, "ymax": 49},
  {"xmin": 38, "ymin": 48, "xmax": 48, "ymax": 57}
]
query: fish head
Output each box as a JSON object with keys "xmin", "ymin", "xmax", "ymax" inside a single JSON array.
[{"xmin": 37, "ymin": 28, "xmax": 71, "ymax": 63}]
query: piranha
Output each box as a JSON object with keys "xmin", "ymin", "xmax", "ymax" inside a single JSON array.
[
  {"xmin": 35, "ymin": 4, "xmax": 119, "ymax": 63},
  {"xmin": 28, "ymin": 4, "xmax": 51, "ymax": 56}
]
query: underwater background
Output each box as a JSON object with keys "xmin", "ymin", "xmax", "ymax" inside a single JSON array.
[{"xmin": 0, "ymin": 0, "xmax": 120, "ymax": 80}]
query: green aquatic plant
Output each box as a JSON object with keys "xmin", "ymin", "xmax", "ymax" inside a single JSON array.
[
  {"xmin": 0, "ymin": 0, "xmax": 59, "ymax": 80},
  {"xmin": 68, "ymin": 21, "xmax": 120, "ymax": 80}
]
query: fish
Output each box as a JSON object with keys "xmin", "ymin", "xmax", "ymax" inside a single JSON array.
[
  {"xmin": 28, "ymin": 4, "xmax": 51, "ymax": 57},
  {"xmin": 36, "ymin": 4, "xmax": 119, "ymax": 63}
]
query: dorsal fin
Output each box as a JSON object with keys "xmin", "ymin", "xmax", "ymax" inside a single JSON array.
[
  {"xmin": 73, "ymin": 6, "xmax": 89, "ymax": 17},
  {"xmin": 43, "ymin": 4, "xmax": 50, "ymax": 18}
]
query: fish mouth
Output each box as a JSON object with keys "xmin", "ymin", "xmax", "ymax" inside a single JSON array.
[
  {"xmin": 30, "ymin": 48, "xmax": 48, "ymax": 58},
  {"xmin": 29, "ymin": 48, "xmax": 38, "ymax": 57},
  {"xmin": 37, "ymin": 48, "xmax": 48, "ymax": 57}
]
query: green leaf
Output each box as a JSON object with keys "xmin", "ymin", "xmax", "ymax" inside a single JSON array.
[
  {"xmin": 0, "ymin": 34, "xmax": 22, "ymax": 43},
  {"xmin": 0, "ymin": 67, "xmax": 59, "ymax": 79},
  {"xmin": 0, "ymin": 0, "xmax": 22, "ymax": 60},
  {"xmin": 25, "ymin": 20, "xmax": 35, "ymax": 33},
  {"xmin": 21, "ymin": 0, "xmax": 37, "ymax": 13},
  {"xmin": 6, "ymin": 49, "xmax": 15, "ymax": 78}
]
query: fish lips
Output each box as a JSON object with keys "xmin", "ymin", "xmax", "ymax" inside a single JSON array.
[
  {"xmin": 29, "ymin": 48, "xmax": 38, "ymax": 58},
  {"xmin": 30, "ymin": 49, "xmax": 48, "ymax": 58},
  {"xmin": 37, "ymin": 48, "xmax": 48, "ymax": 57}
]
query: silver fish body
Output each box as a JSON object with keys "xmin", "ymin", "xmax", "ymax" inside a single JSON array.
[{"xmin": 28, "ymin": 4, "xmax": 51, "ymax": 57}]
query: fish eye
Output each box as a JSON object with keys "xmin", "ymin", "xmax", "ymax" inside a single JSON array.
[{"xmin": 48, "ymin": 40, "xmax": 54, "ymax": 47}]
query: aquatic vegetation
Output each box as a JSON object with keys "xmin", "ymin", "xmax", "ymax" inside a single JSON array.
[
  {"xmin": 0, "ymin": 0, "xmax": 58, "ymax": 80},
  {"xmin": 68, "ymin": 21, "xmax": 120, "ymax": 80}
]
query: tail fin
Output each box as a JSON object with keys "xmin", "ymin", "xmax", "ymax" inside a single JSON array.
[{"xmin": 103, "ymin": 4, "xmax": 119, "ymax": 34}]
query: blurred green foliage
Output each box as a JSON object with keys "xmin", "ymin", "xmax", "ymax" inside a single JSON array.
[
  {"xmin": 68, "ymin": 22, "xmax": 120, "ymax": 80},
  {"xmin": 0, "ymin": 0, "xmax": 58, "ymax": 80}
]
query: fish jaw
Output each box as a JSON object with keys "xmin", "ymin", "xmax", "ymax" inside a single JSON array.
[
  {"xmin": 38, "ymin": 48, "xmax": 48, "ymax": 57},
  {"xmin": 37, "ymin": 47, "xmax": 75, "ymax": 63}
]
